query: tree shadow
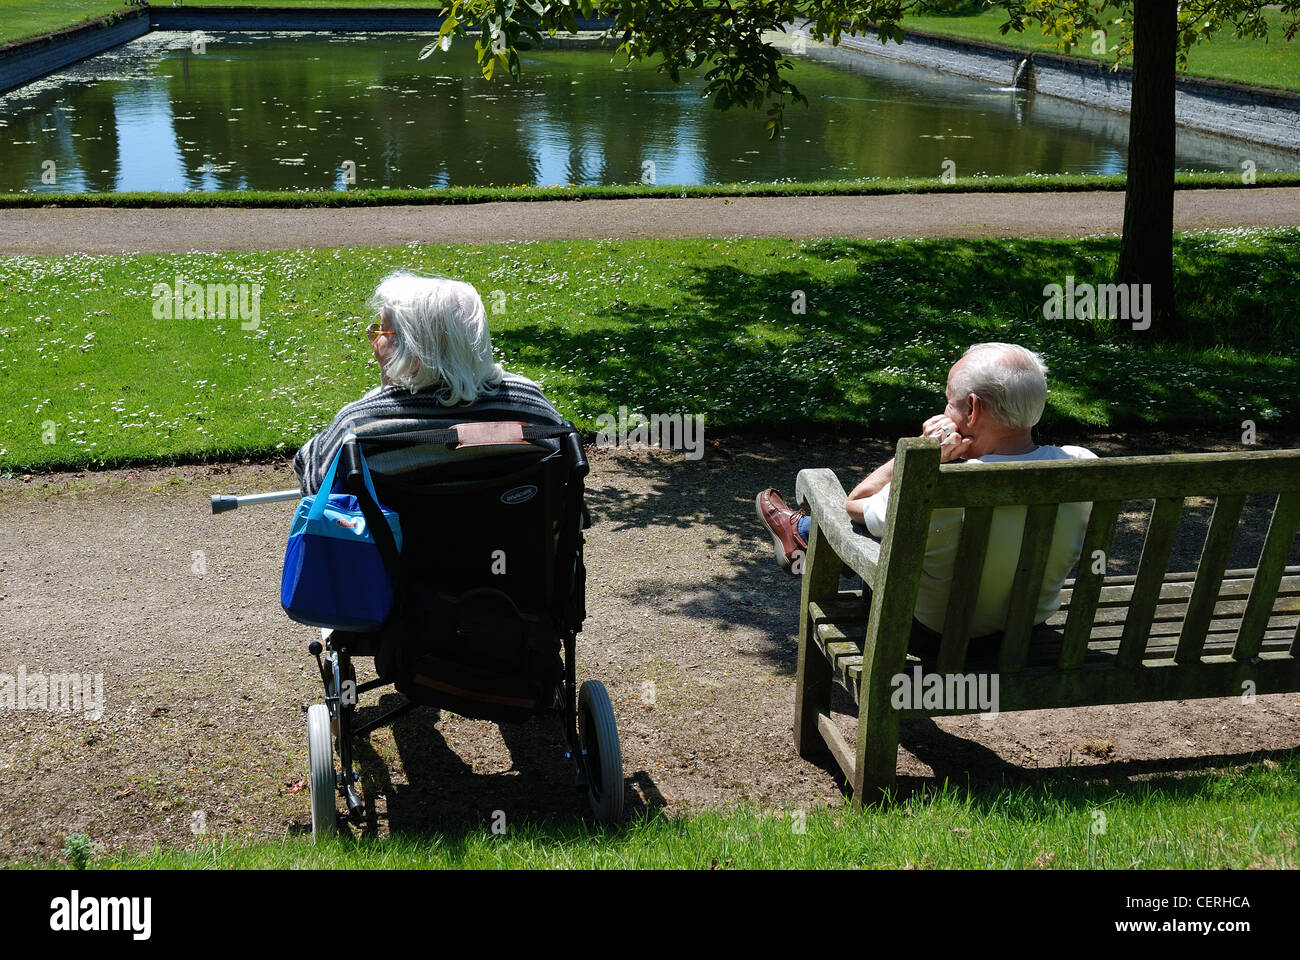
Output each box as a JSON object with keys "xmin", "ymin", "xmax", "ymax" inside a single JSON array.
[{"xmin": 496, "ymin": 234, "xmax": 1300, "ymax": 436}]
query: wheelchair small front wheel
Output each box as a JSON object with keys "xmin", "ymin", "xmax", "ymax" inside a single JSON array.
[
  {"xmin": 578, "ymin": 680, "xmax": 625, "ymax": 823},
  {"xmin": 307, "ymin": 703, "xmax": 338, "ymax": 841}
]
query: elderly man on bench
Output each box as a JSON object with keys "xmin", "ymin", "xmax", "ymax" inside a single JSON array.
[{"xmin": 757, "ymin": 342, "xmax": 1097, "ymax": 655}]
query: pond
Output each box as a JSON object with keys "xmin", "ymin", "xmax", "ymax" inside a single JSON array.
[{"xmin": 1, "ymin": 30, "xmax": 1296, "ymax": 193}]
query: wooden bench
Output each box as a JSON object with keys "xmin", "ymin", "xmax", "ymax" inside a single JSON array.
[{"xmin": 793, "ymin": 437, "xmax": 1300, "ymax": 803}]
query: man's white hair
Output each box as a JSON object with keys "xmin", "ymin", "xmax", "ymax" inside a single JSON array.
[
  {"xmin": 950, "ymin": 342, "xmax": 1048, "ymax": 429},
  {"xmin": 368, "ymin": 271, "xmax": 503, "ymax": 403}
]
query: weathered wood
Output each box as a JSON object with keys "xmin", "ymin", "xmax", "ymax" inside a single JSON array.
[
  {"xmin": 795, "ymin": 468, "xmax": 882, "ymax": 587},
  {"xmin": 932, "ymin": 448, "xmax": 1300, "ymax": 508},
  {"xmin": 855, "ymin": 437, "xmax": 940, "ymax": 802},
  {"xmin": 793, "ymin": 439, "xmax": 1300, "ymax": 806},
  {"xmin": 808, "ymin": 593, "xmax": 866, "ymax": 623},
  {"xmin": 937, "ymin": 505, "xmax": 993, "ymax": 674},
  {"xmin": 1176, "ymin": 495, "xmax": 1253, "ymax": 657},
  {"xmin": 894, "ymin": 652, "xmax": 1299, "ymax": 718},
  {"xmin": 794, "ymin": 509, "xmax": 841, "ymax": 760},
  {"xmin": 1235, "ymin": 492, "xmax": 1300, "ymax": 661},
  {"xmin": 1059, "ymin": 499, "xmax": 1121, "ymax": 668},
  {"xmin": 1061, "ymin": 566, "xmax": 1300, "ymax": 601},
  {"xmin": 1090, "ymin": 617, "xmax": 1299, "ymax": 642},
  {"xmin": 816, "ymin": 713, "xmax": 857, "ymax": 785},
  {"xmin": 1087, "ymin": 594, "xmax": 1300, "ymax": 626},
  {"xmin": 1067, "ymin": 571, "xmax": 1300, "ymax": 608},
  {"xmin": 810, "ymin": 612, "xmax": 1294, "ymax": 700},
  {"xmin": 1000, "ymin": 503, "xmax": 1062, "ymax": 673},
  {"xmin": 1117, "ymin": 497, "xmax": 1183, "ymax": 668}
]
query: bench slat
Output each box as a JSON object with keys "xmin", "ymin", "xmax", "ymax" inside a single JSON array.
[
  {"xmin": 1060, "ymin": 566, "xmax": 1300, "ymax": 603},
  {"xmin": 1081, "ymin": 631, "xmax": 1295, "ymax": 655},
  {"xmin": 1176, "ymin": 493, "xmax": 1247, "ymax": 664},
  {"xmin": 1118, "ymin": 497, "xmax": 1183, "ymax": 668},
  {"xmin": 1235, "ymin": 491, "xmax": 1300, "ymax": 661},
  {"xmin": 1059, "ymin": 499, "xmax": 1121, "ymax": 669},
  {"xmin": 895, "ymin": 652, "xmax": 1300, "ymax": 717},
  {"xmin": 1077, "ymin": 574, "xmax": 1300, "ymax": 608},
  {"xmin": 1000, "ymin": 503, "xmax": 1061, "ymax": 673},
  {"xmin": 957, "ymin": 631, "xmax": 1294, "ymax": 672},
  {"xmin": 1089, "ymin": 616, "xmax": 1299, "ymax": 641},
  {"xmin": 931, "ymin": 448, "xmax": 1300, "ymax": 508},
  {"xmin": 937, "ymin": 505, "xmax": 993, "ymax": 673},
  {"xmin": 1088, "ymin": 594, "xmax": 1300, "ymax": 626},
  {"xmin": 818, "ymin": 593, "xmax": 1297, "ymax": 653}
]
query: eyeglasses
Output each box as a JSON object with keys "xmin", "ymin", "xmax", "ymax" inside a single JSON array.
[{"xmin": 365, "ymin": 322, "xmax": 397, "ymax": 344}]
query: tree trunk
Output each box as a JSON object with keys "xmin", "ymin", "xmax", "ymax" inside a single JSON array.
[{"xmin": 1116, "ymin": 0, "xmax": 1178, "ymax": 338}]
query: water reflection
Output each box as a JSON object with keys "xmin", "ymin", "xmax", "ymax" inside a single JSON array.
[{"xmin": 0, "ymin": 29, "xmax": 1295, "ymax": 193}]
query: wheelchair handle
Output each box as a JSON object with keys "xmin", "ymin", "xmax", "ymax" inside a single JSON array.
[
  {"xmin": 210, "ymin": 489, "xmax": 300, "ymax": 513},
  {"xmin": 341, "ymin": 437, "xmax": 365, "ymax": 493}
]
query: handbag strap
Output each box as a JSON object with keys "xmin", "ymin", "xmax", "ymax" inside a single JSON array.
[
  {"xmin": 306, "ymin": 445, "xmax": 345, "ymax": 523},
  {"xmin": 340, "ymin": 436, "xmax": 402, "ymax": 585}
]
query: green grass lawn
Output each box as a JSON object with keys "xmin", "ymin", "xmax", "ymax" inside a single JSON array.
[
  {"xmin": 0, "ymin": 229, "xmax": 1296, "ymax": 474},
  {"xmin": 0, "ymin": 0, "xmax": 123, "ymax": 47},
  {"xmin": 905, "ymin": 7, "xmax": 1300, "ymax": 91},
  {"xmin": 0, "ymin": 0, "xmax": 438, "ymax": 47},
  {"xmin": 37, "ymin": 757, "xmax": 1300, "ymax": 868}
]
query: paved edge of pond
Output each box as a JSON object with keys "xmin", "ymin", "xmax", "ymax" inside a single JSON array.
[{"xmin": 2, "ymin": 187, "xmax": 1299, "ymax": 255}]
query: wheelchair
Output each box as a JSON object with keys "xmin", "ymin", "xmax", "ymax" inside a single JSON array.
[{"xmin": 213, "ymin": 418, "xmax": 624, "ymax": 839}]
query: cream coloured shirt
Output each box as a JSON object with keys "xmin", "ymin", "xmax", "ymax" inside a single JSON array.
[{"xmin": 861, "ymin": 445, "xmax": 1098, "ymax": 638}]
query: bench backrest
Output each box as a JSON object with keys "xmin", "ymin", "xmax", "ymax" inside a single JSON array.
[{"xmin": 873, "ymin": 438, "xmax": 1300, "ymax": 676}]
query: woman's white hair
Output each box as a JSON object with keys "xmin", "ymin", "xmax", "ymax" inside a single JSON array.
[
  {"xmin": 368, "ymin": 271, "xmax": 503, "ymax": 403},
  {"xmin": 950, "ymin": 342, "xmax": 1048, "ymax": 429}
]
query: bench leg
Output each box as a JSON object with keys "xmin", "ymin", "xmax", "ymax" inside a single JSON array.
[
  {"xmin": 794, "ymin": 611, "xmax": 832, "ymax": 759},
  {"xmin": 793, "ymin": 521, "xmax": 840, "ymax": 760},
  {"xmin": 853, "ymin": 672, "xmax": 900, "ymax": 805}
]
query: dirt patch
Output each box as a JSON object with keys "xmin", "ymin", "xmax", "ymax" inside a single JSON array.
[{"xmin": 1, "ymin": 427, "xmax": 1298, "ymax": 861}]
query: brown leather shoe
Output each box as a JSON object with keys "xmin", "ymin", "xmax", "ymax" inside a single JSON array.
[{"xmin": 755, "ymin": 488, "xmax": 808, "ymax": 575}]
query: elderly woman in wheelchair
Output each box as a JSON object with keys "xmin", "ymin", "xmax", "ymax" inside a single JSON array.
[{"xmin": 227, "ymin": 272, "xmax": 623, "ymax": 836}]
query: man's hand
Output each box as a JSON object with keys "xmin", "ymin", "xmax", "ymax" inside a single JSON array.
[{"xmin": 921, "ymin": 415, "xmax": 974, "ymax": 463}]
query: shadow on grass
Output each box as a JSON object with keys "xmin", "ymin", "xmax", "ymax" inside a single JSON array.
[
  {"xmin": 894, "ymin": 731, "xmax": 1300, "ymax": 815},
  {"xmin": 496, "ymin": 233, "xmax": 1300, "ymax": 435}
]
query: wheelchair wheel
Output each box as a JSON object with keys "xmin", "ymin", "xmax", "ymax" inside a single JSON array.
[
  {"xmin": 307, "ymin": 703, "xmax": 338, "ymax": 840},
  {"xmin": 578, "ymin": 680, "xmax": 624, "ymax": 823}
]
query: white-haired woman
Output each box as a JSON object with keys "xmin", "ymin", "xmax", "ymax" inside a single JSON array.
[{"xmin": 293, "ymin": 272, "xmax": 562, "ymax": 495}]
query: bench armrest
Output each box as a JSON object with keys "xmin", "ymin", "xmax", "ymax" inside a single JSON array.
[{"xmin": 795, "ymin": 468, "xmax": 882, "ymax": 588}]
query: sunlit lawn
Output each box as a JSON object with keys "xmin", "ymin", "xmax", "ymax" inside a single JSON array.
[
  {"xmin": 906, "ymin": 7, "xmax": 1300, "ymax": 91},
  {"xmin": 0, "ymin": 229, "xmax": 1296, "ymax": 473},
  {"xmin": 0, "ymin": 0, "xmax": 437, "ymax": 46},
  {"xmin": 31, "ymin": 756, "xmax": 1300, "ymax": 869}
]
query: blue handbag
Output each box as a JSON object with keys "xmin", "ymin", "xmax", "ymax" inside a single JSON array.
[{"xmin": 280, "ymin": 439, "xmax": 403, "ymax": 631}]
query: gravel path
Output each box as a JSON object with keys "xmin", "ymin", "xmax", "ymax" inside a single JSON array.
[
  {"xmin": 2, "ymin": 429, "xmax": 1298, "ymax": 862},
  {"xmin": 1, "ymin": 188, "xmax": 1298, "ymax": 255}
]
